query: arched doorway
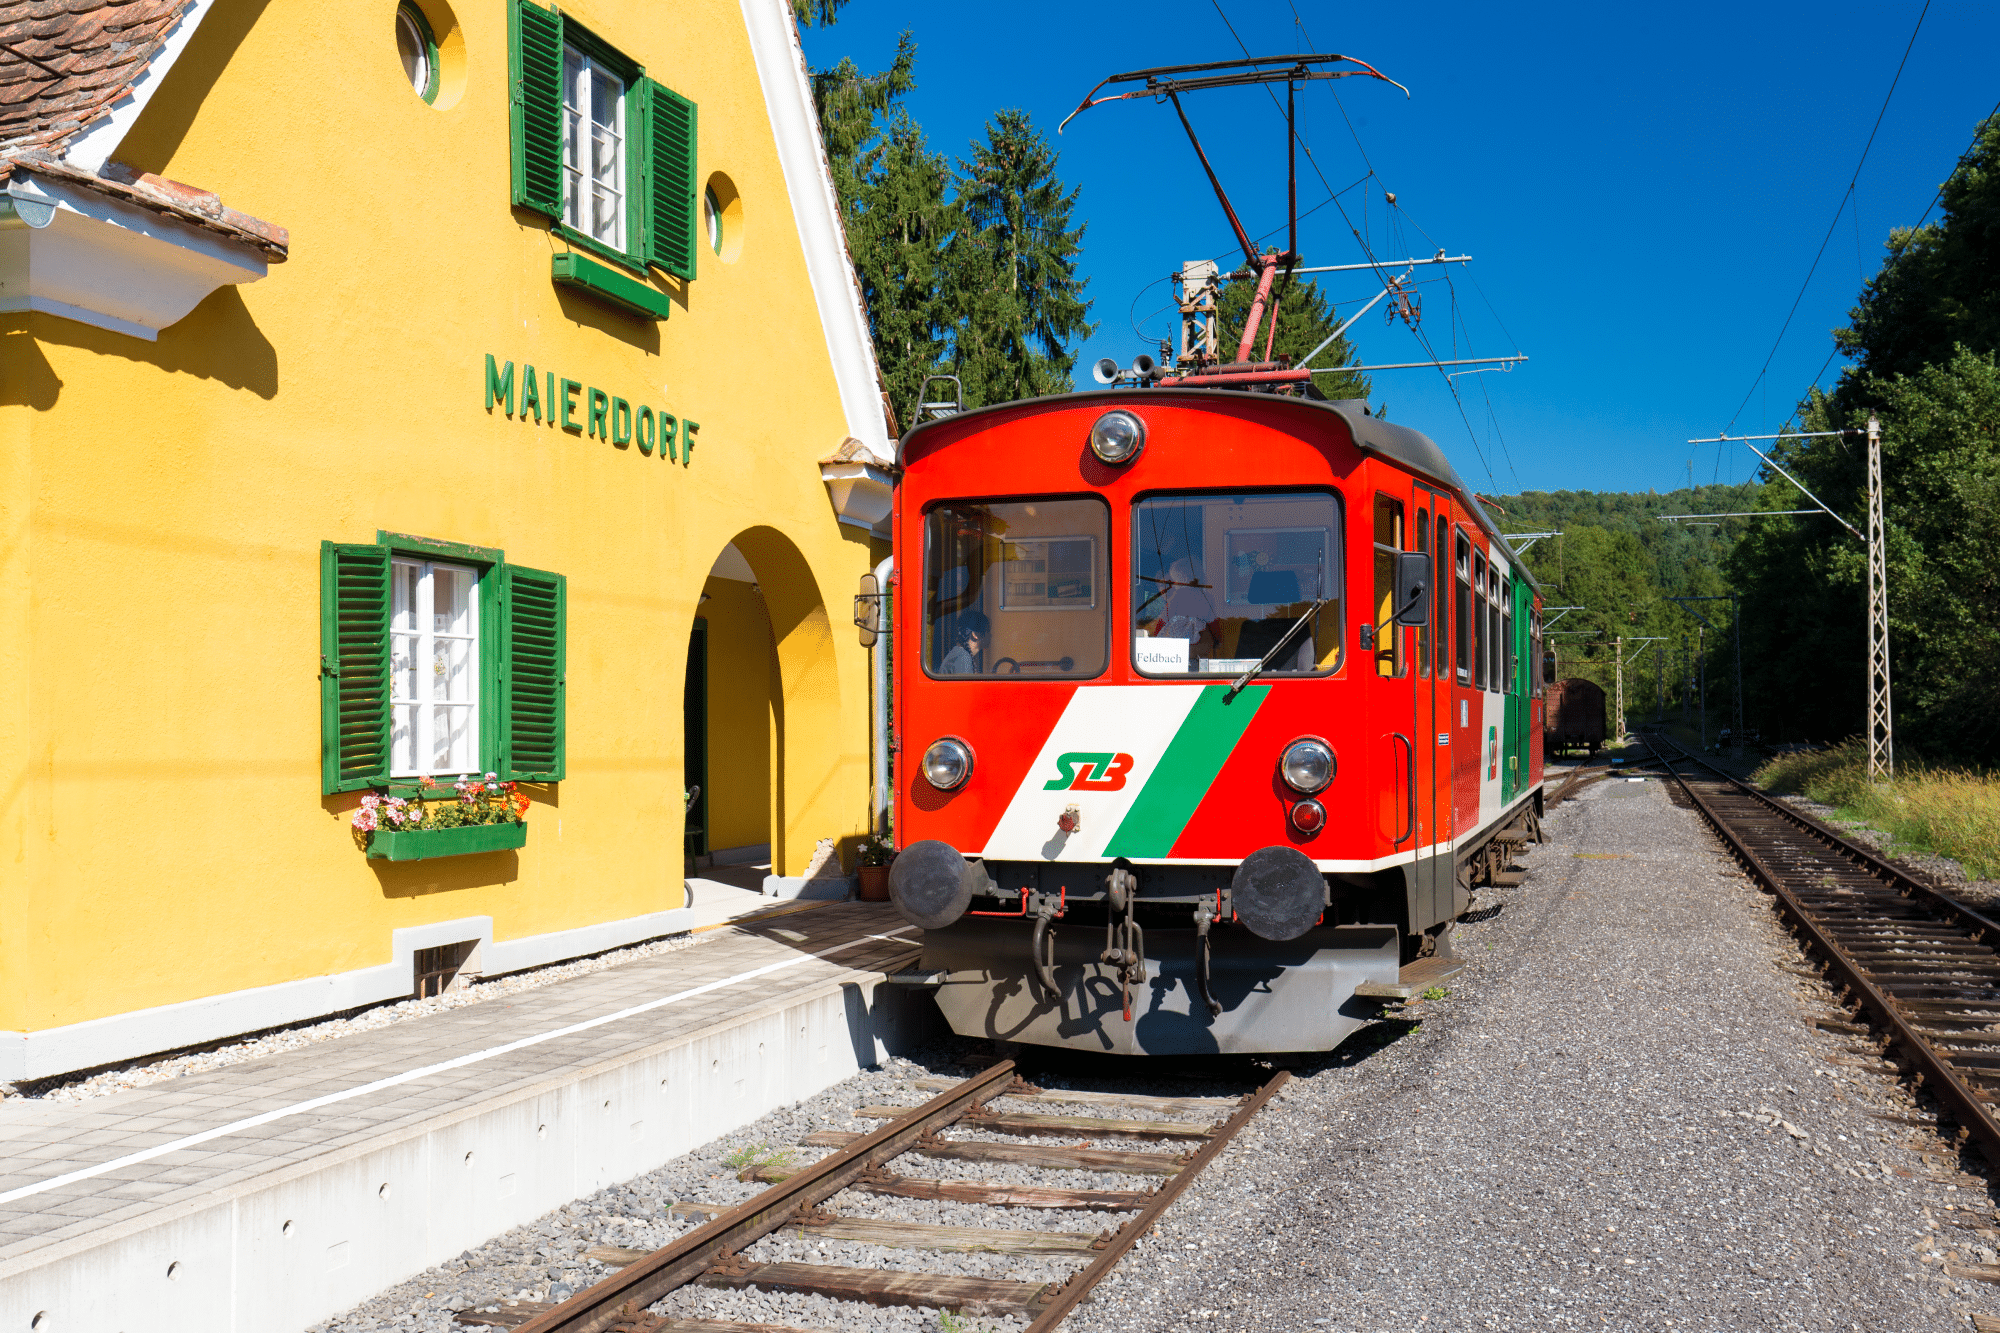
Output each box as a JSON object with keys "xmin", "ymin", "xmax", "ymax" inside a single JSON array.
[
  {"xmin": 682, "ymin": 527, "xmax": 851, "ymax": 891},
  {"xmin": 685, "ymin": 542, "xmax": 772, "ymax": 883}
]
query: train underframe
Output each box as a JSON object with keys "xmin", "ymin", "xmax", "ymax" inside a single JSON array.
[{"xmin": 904, "ymin": 791, "xmax": 1543, "ymax": 1056}]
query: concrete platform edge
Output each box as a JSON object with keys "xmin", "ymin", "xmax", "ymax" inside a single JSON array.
[{"xmin": 0, "ymin": 946, "xmax": 929, "ymax": 1333}]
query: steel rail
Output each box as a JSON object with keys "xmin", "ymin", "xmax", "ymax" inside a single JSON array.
[
  {"xmin": 507, "ymin": 1061, "xmax": 1286, "ymax": 1333},
  {"xmin": 1642, "ymin": 736, "xmax": 2000, "ymax": 1168},
  {"xmin": 513, "ymin": 1062, "xmax": 1019, "ymax": 1333},
  {"xmin": 1021, "ymin": 1070, "xmax": 1290, "ymax": 1332}
]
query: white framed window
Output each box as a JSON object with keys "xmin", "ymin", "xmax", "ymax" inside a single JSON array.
[
  {"xmin": 390, "ymin": 559, "xmax": 480, "ymax": 778},
  {"xmin": 562, "ymin": 47, "xmax": 626, "ymax": 251}
]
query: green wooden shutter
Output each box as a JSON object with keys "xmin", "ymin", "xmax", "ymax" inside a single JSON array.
[
  {"xmin": 643, "ymin": 78, "xmax": 697, "ymax": 280},
  {"xmin": 320, "ymin": 542, "xmax": 392, "ymax": 794},
  {"xmin": 509, "ymin": 0, "xmax": 565, "ymax": 217},
  {"xmin": 500, "ymin": 563, "xmax": 566, "ymax": 781}
]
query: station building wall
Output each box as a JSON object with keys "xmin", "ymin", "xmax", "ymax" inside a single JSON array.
[{"xmin": 0, "ymin": 0, "xmax": 890, "ymax": 1080}]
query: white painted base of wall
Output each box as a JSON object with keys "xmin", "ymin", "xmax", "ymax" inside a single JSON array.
[
  {"xmin": 0, "ymin": 972, "xmax": 937, "ymax": 1333},
  {"xmin": 0, "ymin": 907, "xmax": 694, "ymax": 1084},
  {"xmin": 763, "ymin": 874, "xmax": 854, "ymax": 901}
]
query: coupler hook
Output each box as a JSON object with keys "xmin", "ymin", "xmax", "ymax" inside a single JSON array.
[
  {"xmin": 1100, "ymin": 868, "xmax": 1145, "ymax": 1022},
  {"xmin": 1028, "ymin": 889, "xmax": 1064, "ymax": 1001},
  {"xmin": 1192, "ymin": 900, "xmax": 1223, "ymax": 1018}
]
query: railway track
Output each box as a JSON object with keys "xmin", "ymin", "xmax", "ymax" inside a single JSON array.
[
  {"xmin": 457, "ymin": 1060, "xmax": 1285, "ymax": 1333},
  {"xmin": 1643, "ymin": 733, "xmax": 2000, "ymax": 1170}
]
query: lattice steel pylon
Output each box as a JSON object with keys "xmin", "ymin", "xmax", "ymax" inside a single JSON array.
[
  {"xmin": 1614, "ymin": 634, "xmax": 1625, "ymax": 741},
  {"xmin": 1866, "ymin": 414, "xmax": 1895, "ymax": 781}
]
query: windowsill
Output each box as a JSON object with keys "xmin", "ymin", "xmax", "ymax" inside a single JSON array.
[
  {"xmin": 383, "ymin": 775, "xmax": 518, "ymax": 799},
  {"xmin": 556, "ymin": 226, "xmax": 648, "ymax": 277},
  {"xmin": 551, "ymin": 251, "xmax": 673, "ymax": 321}
]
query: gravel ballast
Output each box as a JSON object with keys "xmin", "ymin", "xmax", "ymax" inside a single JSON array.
[
  {"xmin": 1064, "ymin": 770, "xmax": 1995, "ymax": 1332},
  {"xmin": 311, "ymin": 763, "xmax": 1998, "ymax": 1333}
]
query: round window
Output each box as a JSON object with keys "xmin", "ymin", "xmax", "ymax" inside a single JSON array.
[{"xmin": 395, "ymin": 4, "xmax": 438, "ymax": 103}]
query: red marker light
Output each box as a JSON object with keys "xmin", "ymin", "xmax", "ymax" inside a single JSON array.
[{"xmin": 1289, "ymin": 799, "xmax": 1326, "ymax": 834}]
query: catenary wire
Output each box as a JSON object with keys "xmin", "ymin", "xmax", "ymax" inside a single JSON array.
[
  {"xmin": 1719, "ymin": 0, "xmax": 1931, "ymax": 436},
  {"xmin": 1279, "ymin": 0, "xmax": 1520, "ymax": 488},
  {"xmin": 1768, "ymin": 93, "xmax": 1999, "ymax": 439},
  {"xmin": 1219, "ymin": 7, "xmax": 1497, "ymax": 488}
]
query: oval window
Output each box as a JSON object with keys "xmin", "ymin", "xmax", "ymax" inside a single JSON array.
[{"xmin": 396, "ymin": 4, "xmax": 438, "ymax": 103}]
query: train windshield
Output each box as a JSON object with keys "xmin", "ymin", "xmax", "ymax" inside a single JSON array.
[
  {"xmin": 922, "ymin": 497, "xmax": 1110, "ymax": 678},
  {"xmin": 1132, "ymin": 491, "xmax": 1344, "ymax": 677}
]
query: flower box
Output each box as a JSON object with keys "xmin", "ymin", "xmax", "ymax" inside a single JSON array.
[{"xmin": 366, "ymin": 822, "xmax": 528, "ymax": 861}]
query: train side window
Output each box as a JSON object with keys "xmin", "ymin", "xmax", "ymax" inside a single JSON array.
[
  {"xmin": 1489, "ymin": 567, "xmax": 1503, "ymax": 693},
  {"xmin": 1414, "ymin": 507, "xmax": 1430, "ymax": 677},
  {"xmin": 921, "ymin": 496, "xmax": 1110, "ymax": 679},
  {"xmin": 1472, "ymin": 550, "xmax": 1487, "ymax": 690},
  {"xmin": 1501, "ymin": 576, "xmax": 1514, "ymax": 696},
  {"xmin": 1132, "ymin": 490, "xmax": 1344, "ymax": 678},
  {"xmin": 1454, "ymin": 531, "xmax": 1471, "ymax": 684},
  {"xmin": 1372, "ymin": 494, "xmax": 1406, "ymax": 678},
  {"xmin": 1434, "ymin": 514, "xmax": 1448, "ymax": 682}
]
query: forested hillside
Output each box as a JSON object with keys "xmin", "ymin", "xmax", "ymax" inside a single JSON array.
[
  {"xmin": 1494, "ymin": 112, "xmax": 2000, "ymax": 764},
  {"xmin": 1730, "ymin": 113, "xmax": 2000, "ymax": 764},
  {"xmin": 1488, "ymin": 486, "xmax": 1752, "ymax": 729}
]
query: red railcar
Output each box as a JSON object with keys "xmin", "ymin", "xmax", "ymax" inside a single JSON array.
[
  {"xmin": 1544, "ymin": 678, "xmax": 1607, "ymax": 756},
  {"xmin": 886, "ymin": 389, "xmax": 1544, "ymax": 1054}
]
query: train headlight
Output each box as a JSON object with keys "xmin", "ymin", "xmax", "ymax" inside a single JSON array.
[
  {"xmin": 921, "ymin": 736, "xmax": 974, "ymax": 790},
  {"xmin": 1279, "ymin": 738, "xmax": 1335, "ymax": 794},
  {"xmin": 1088, "ymin": 409, "xmax": 1146, "ymax": 464}
]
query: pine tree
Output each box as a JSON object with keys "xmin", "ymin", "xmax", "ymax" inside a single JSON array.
[
  {"xmin": 809, "ymin": 39, "xmax": 957, "ymax": 423},
  {"xmin": 790, "ymin": 0, "xmax": 847, "ymax": 27},
  {"xmin": 1214, "ymin": 265, "xmax": 1371, "ymax": 401},
  {"xmin": 947, "ymin": 110, "xmax": 1095, "ymax": 408}
]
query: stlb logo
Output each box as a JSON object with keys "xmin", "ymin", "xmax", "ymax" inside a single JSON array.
[{"xmin": 1043, "ymin": 752, "xmax": 1135, "ymax": 792}]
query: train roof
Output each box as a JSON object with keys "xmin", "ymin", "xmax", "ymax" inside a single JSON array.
[{"xmin": 897, "ymin": 387, "xmax": 1539, "ymax": 592}]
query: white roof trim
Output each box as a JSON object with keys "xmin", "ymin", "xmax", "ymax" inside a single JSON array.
[
  {"xmin": 62, "ymin": 0, "xmax": 219, "ymax": 174},
  {"xmin": 738, "ymin": 0, "xmax": 889, "ymax": 457}
]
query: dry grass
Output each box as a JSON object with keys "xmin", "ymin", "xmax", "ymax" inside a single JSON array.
[{"xmin": 1754, "ymin": 738, "xmax": 2000, "ymax": 880}]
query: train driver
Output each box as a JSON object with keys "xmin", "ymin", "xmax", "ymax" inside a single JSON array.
[
  {"xmin": 937, "ymin": 611, "xmax": 989, "ymax": 675},
  {"xmin": 1138, "ymin": 556, "xmax": 1220, "ymax": 660}
]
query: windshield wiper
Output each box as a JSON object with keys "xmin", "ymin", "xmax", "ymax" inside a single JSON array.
[{"xmin": 1226, "ymin": 599, "xmax": 1327, "ymax": 699}]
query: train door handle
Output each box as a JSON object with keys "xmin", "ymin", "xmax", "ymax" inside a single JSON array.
[{"xmin": 1390, "ymin": 732, "xmax": 1414, "ymax": 846}]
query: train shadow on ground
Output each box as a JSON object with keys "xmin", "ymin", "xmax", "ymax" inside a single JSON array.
[{"xmin": 943, "ymin": 1011, "xmax": 1428, "ymax": 1093}]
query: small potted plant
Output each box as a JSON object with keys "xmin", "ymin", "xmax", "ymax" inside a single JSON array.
[
  {"xmin": 351, "ymin": 774, "xmax": 531, "ymax": 861},
  {"xmin": 855, "ymin": 833, "xmax": 895, "ymax": 901}
]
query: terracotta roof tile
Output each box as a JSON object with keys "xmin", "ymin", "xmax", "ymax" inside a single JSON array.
[
  {"xmin": 0, "ymin": 6, "xmax": 288, "ymax": 263},
  {"xmin": 6, "ymin": 148, "xmax": 288, "ymax": 260},
  {"xmin": 0, "ymin": 0, "xmax": 192, "ymax": 153}
]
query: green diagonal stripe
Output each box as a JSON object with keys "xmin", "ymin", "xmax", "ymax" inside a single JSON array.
[{"xmin": 1103, "ymin": 684, "xmax": 1269, "ymax": 858}]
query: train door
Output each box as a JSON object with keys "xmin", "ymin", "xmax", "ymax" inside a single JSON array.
[
  {"xmin": 1505, "ymin": 574, "xmax": 1532, "ymax": 801},
  {"xmin": 1370, "ymin": 492, "xmax": 1415, "ymax": 873},
  {"xmin": 1414, "ymin": 485, "xmax": 1450, "ymax": 924}
]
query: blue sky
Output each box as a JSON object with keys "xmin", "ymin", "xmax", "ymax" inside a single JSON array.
[{"xmin": 800, "ymin": 1, "xmax": 2000, "ymax": 496}]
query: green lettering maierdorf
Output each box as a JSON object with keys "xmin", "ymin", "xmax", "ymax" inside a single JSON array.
[
  {"xmin": 560, "ymin": 379, "xmax": 582, "ymax": 432},
  {"xmin": 521, "ymin": 364, "xmax": 543, "ymax": 423},
  {"xmin": 637, "ymin": 405, "xmax": 655, "ymax": 455},
  {"xmin": 682, "ymin": 419, "xmax": 700, "ymax": 467},
  {"xmin": 484, "ymin": 355, "xmax": 515, "ymax": 415}
]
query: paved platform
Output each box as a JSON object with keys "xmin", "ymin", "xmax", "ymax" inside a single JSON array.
[{"xmin": 0, "ymin": 902, "xmax": 928, "ymax": 1333}]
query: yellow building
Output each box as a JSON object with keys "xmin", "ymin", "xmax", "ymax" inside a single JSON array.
[{"xmin": 0, "ymin": 0, "xmax": 893, "ymax": 1082}]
